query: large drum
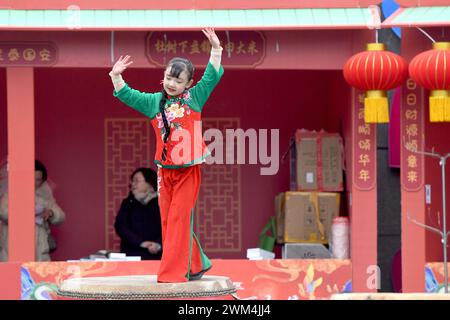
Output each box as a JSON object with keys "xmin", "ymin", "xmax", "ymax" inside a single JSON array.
[{"xmin": 57, "ymin": 275, "xmax": 237, "ymax": 300}]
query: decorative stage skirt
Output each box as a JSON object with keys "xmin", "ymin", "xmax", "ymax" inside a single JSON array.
[
  {"xmin": 331, "ymin": 293, "xmax": 450, "ymax": 300},
  {"xmin": 57, "ymin": 275, "xmax": 237, "ymax": 300}
]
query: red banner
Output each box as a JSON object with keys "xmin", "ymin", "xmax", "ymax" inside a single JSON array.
[
  {"xmin": 0, "ymin": 42, "xmax": 57, "ymax": 66},
  {"xmin": 146, "ymin": 31, "xmax": 265, "ymax": 68},
  {"xmin": 352, "ymin": 90, "xmax": 377, "ymax": 190},
  {"xmin": 401, "ymin": 78, "xmax": 424, "ymax": 191}
]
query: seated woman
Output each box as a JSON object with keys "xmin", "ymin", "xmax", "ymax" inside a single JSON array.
[
  {"xmin": 0, "ymin": 160, "xmax": 66, "ymax": 261},
  {"xmin": 114, "ymin": 168, "xmax": 162, "ymax": 260}
]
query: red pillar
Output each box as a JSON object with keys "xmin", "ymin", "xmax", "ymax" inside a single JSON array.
[
  {"xmin": 401, "ymin": 78, "xmax": 426, "ymax": 292},
  {"xmin": 6, "ymin": 67, "xmax": 35, "ymax": 262},
  {"xmin": 350, "ymin": 89, "xmax": 378, "ymax": 292}
]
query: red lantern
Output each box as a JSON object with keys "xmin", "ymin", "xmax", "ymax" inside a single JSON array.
[
  {"xmin": 409, "ymin": 42, "xmax": 450, "ymax": 122},
  {"xmin": 343, "ymin": 43, "xmax": 408, "ymax": 123}
]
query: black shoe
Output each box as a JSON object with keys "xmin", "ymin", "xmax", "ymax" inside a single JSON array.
[{"xmin": 189, "ymin": 265, "xmax": 212, "ymax": 281}]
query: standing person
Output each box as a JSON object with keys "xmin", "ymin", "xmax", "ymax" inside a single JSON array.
[
  {"xmin": 114, "ymin": 168, "xmax": 162, "ymax": 260},
  {"xmin": 0, "ymin": 160, "xmax": 66, "ymax": 261},
  {"xmin": 110, "ymin": 28, "xmax": 223, "ymax": 282}
]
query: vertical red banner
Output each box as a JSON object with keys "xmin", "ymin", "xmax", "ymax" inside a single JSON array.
[
  {"xmin": 401, "ymin": 78, "xmax": 424, "ymax": 191},
  {"xmin": 352, "ymin": 90, "xmax": 377, "ymax": 190},
  {"xmin": 400, "ymin": 76, "xmax": 426, "ymax": 292}
]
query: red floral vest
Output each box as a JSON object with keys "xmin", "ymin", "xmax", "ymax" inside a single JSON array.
[{"xmin": 151, "ymin": 91, "xmax": 209, "ymax": 168}]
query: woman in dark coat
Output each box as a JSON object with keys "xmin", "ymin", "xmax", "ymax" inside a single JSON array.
[{"xmin": 114, "ymin": 168, "xmax": 162, "ymax": 260}]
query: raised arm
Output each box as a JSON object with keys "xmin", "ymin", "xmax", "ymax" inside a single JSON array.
[
  {"xmin": 202, "ymin": 28, "xmax": 223, "ymax": 72},
  {"xmin": 109, "ymin": 55, "xmax": 159, "ymax": 119},
  {"xmin": 109, "ymin": 55, "xmax": 133, "ymax": 92},
  {"xmin": 189, "ymin": 28, "xmax": 224, "ymax": 111}
]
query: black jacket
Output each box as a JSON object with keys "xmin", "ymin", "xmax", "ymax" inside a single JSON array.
[{"xmin": 114, "ymin": 193, "xmax": 162, "ymax": 260}]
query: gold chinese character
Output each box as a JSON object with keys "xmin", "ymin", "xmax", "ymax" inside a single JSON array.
[
  {"xmin": 39, "ymin": 48, "xmax": 51, "ymax": 61},
  {"xmin": 190, "ymin": 40, "xmax": 200, "ymax": 54},
  {"xmin": 406, "ymin": 78, "xmax": 417, "ymax": 90},
  {"xmin": 358, "ymin": 108, "xmax": 364, "ymax": 120},
  {"xmin": 405, "ymin": 139, "xmax": 418, "ymax": 152},
  {"xmin": 247, "ymin": 41, "xmax": 258, "ymax": 55},
  {"xmin": 407, "ymin": 155, "xmax": 417, "ymax": 168},
  {"xmin": 359, "ymin": 170, "xmax": 370, "ymax": 182},
  {"xmin": 406, "ymin": 124, "xmax": 418, "ymax": 137},
  {"xmin": 358, "ymin": 124, "xmax": 371, "ymax": 135},
  {"xmin": 405, "ymin": 109, "xmax": 417, "ymax": 121},
  {"xmin": 178, "ymin": 41, "xmax": 188, "ymax": 54},
  {"xmin": 225, "ymin": 41, "xmax": 235, "ymax": 53},
  {"xmin": 154, "ymin": 39, "xmax": 166, "ymax": 53},
  {"xmin": 407, "ymin": 171, "xmax": 418, "ymax": 183},
  {"xmin": 166, "ymin": 40, "xmax": 177, "ymax": 54},
  {"xmin": 359, "ymin": 154, "xmax": 370, "ymax": 167},
  {"xmin": 358, "ymin": 139, "xmax": 371, "ymax": 151},
  {"xmin": 407, "ymin": 93, "xmax": 416, "ymax": 106},
  {"xmin": 358, "ymin": 94, "xmax": 365, "ymax": 104},
  {"xmin": 8, "ymin": 48, "xmax": 20, "ymax": 61},
  {"xmin": 0, "ymin": 48, "xmax": 3, "ymax": 61},
  {"xmin": 236, "ymin": 41, "xmax": 246, "ymax": 54},
  {"xmin": 200, "ymin": 40, "xmax": 211, "ymax": 54},
  {"xmin": 23, "ymin": 48, "xmax": 36, "ymax": 61}
]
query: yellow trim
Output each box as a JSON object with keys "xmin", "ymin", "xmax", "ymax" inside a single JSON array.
[
  {"xmin": 366, "ymin": 90, "xmax": 387, "ymax": 98},
  {"xmin": 430, "ymin": 90, "xmax": 449, "ymax": 97},
  {"xmin": 366, "ymin": 43, "xmax": 385, "ymax": 51},
  {"xmin": 433, "ymin": 42, "xmax": 450, "ymax": 50}
]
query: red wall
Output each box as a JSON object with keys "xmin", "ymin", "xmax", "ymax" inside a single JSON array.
[
  {"xmin": 405, "ymin": 27, "xmax": 450, "ymax": 263},
  {"xmin": 402, "ymin": 27, "xmax": 450, "ymax": 264},
  {"xmin": 326, "ymin": 72, "xmax": 352, "ymax": 215},
  {"xmin": 0, "ymin": 67, "xmax": 347, "ymax": 261},
  {"xmin": 425, "ymin": 113, "xmax": 450, "ymax": 262}
]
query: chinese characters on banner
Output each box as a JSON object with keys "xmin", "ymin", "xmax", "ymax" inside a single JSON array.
[
  {"xmin": 353, "ymin": 89, "xmax": 377, "ymax": 190},
  {"xmin": 146, "ymin": 31, "xmax": 265, "ymax": 67},
  {"xmin": 401, "ymin": 78, "xmax": 424, "ymax": 191},
  {"xmin": 0, "ymin": 43, "xmax": 57, "ymax": 66}
]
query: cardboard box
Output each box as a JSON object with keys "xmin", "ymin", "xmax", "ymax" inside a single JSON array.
[
  {"xmin": 295, "ymin": 134, "xmax": 318, "ymax": 190},
  {"xmin": 283, "ymin": 192, "xmax": 340, "ymax": 244},
  {"xmin": 321, "ymin": 135, "xmax": 344, "ymax": 191},
  {"xmin": 282, "ymin": 243, "xmax": 332, "ymax": 259},
  {"xmin": 291, "ymin": 130, "xmax": 344, "ymax": 191}
]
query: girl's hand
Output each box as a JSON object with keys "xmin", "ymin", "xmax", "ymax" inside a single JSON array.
[
  {"xmin": 202, "ymin": 28, "xmax": 221, "ymax": 50},
  {"xmin": 111, "ymin": 55, "xmax": 133, "ymax": 76}
]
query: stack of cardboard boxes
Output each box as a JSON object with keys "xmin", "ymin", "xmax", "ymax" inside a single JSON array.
[{"xmin": 276, "ymin": 130, "xmax": 344, "ymax": 252}]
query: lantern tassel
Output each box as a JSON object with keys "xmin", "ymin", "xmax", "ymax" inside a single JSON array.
[
  {"xmin": 430, "ymin": 90, "xmax": 450, "ymax": 122},
  {"xmin": 446, "ymin": 97, "xmax": 450, "ymax": 122},
  {"xmin": 429, "ymin": 96, "xmax": 446, "ymax": 122},
  {"xmin": 365, "ymin": 90, "xmax": 389, "ymax": 123}
]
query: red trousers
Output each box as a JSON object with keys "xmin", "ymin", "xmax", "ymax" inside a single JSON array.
[{"xmin": 157, "ymin": 165, "xmax": 211, "ymax": 282}]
